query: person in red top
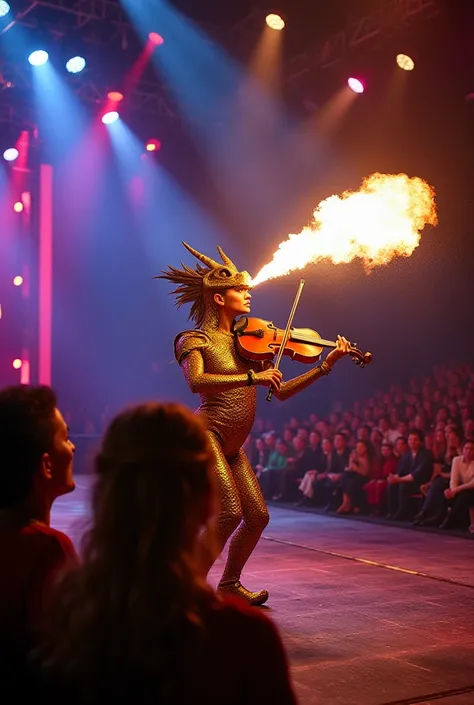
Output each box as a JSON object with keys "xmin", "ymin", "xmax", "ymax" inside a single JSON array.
[
  {"xmin": 40, "ymin": 401, "xmax": 297, "ymax": 705},
  {"xmin": 0, "ymin": 384, "xmax": 78, "ymax": 690},
  {"xmin": 364, "ymin": 441, "xmax": 398, "ymax": 515}
]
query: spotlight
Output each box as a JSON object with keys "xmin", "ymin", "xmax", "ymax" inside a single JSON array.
[
  {"xmin": 66, "ymin": 56, "xmax": 86, "ymax": 74},
  {"xmin": 145, "ymin": 138, "xmax": 161, "ymax": 152},
  {"xmin": 3, "ymin": 147, "xmax": 18, "ymax": 162},
  {"xmin": 107, "ymin": 91, "xmax": 124, "ymax": 103},
  {"xmin": 0, "ymin": 2, "xmax": 10, "ymax": 18},
  {"xmin": 396, "ymin": 54, "xmax": 415, "ymax": 71},
  {"xmin": 13, "ymin": 359, "xmax": 23, "ymax": 370},
  {"xmin": 28, "ymin": 50, "xmax": 49, "ymax": 66},
  {"xmin": 265, "ymin": 13, "xmax": 285, "ymax": 30},
  {"xmin": 348, "ymin": 77, "xmax": 365, "ymax": 94},
  {"xmin": 149, "ymin": 32, "xmax": 164, "ymax": 46},
  {"xmin": 13, "ymin": 275, "xmax": 23, "ymax": 286},
  {"xmin": 13, "ymin": 201, "xmax": 24, "ymax": 212},
  {"xmin": 102, "ymin": 111, "xmax": 119, "ymax": 125}
]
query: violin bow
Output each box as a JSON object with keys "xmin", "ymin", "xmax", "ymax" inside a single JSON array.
[{"xmin": 267, "ymin": 278, "xmax": 306, "ymax": 402}]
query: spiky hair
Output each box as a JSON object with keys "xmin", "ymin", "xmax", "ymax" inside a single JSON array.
[{"xmin": 156, "ymin": 242, "xmax": 250, "ymax": 328}]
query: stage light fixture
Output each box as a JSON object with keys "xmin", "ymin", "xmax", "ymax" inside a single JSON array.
[
  {"xmin": 396, "ymin": 54, "xmax": 415, "ymax": 71},
  {"xmin": 265, "ymin": 13, "xmax": 285, "ymax": 30},
  {"xmin": 28, "ymin": 50, "xmax": 49, "ymax": 66},
  {"xmin": 3, "ymin": 147, "xmax": 18, "ymax": 162},
  {"xmin": 149, "ymin": 32, "xmax": 164, "ymax": 45},
  {"xmin": 102, "ymin": 111, "xmax": 119, "ymax": 125},
  {"xmin": 66, "ymin": 56, "xmax": 86, "ymax": 74},
  {"xmin": 348, "ymin": 77, "xmax": 365, "ymax": 94},
  {"xmin": 13, "ymin": 201, "xmax": 24, "ymax": 212},
  {"xmin": 13, "ymin": 359, "xmax": 22, "ymax": 370},
  {"xmin": 107, "ymin": 91, "xmax": 124, "ymax": 102},
  {"xmin": 145, "ymin": 138, "xmax": 161, "ymax": 152},
  {"xmin": 0, "ymin": 2, "xmax": 10, "ymax": 18},
  {"xmin": 13, "ymin": 276, "xmax": 23, "ymax": 286}
]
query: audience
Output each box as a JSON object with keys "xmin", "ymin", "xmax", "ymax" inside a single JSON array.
[
  {"xmin": 364, "ymin": 441, "xmax": 398, "ymax": 515},
  {"xmin": 386, "ymin": 429, "xmax": 433, "ymax": 520},
  {"xmin": 337, "ymin": 440, "xmax": 375, "ymax": 514},
  {"xmin": 57, "ymin": 360, "xmax": 474, "ymax": 534},
  {"xmin": 0, "ymin": 385, "xmax": 78, "ymax": 694},
  {"xmin": 39, "ymin": 401, "xmax": 297, "ymax": 705},
  {"xmin": 441, "ymin": 438, "xmax": 474, "ymax": 531},
  {"xmin": 240, "ymin": 361, "xmax": 474, "ymax": 532}
]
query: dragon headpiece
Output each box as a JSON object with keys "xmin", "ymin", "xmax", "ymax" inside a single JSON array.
[{"xmin": 157, "ymin": 242, "xmax": 251, "ymax": 329}]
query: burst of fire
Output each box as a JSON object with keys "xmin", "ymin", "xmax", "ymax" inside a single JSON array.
[{"xmin": 251, "ymin": 173, "xmax": 438, "ymax": 286}]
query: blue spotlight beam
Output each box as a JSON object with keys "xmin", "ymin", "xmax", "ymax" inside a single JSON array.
[
  {"xmin": 120, "ymin": 1, "xmax": 328, "ymax": 241},
  {"xmin": 29, "ymin": 60, "xmax": 89, "ymax": 161}
]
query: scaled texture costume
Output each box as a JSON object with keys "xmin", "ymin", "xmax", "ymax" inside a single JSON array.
[{"xmin": 159, "ymin": 243, "xmax": 329, "ymax": 605}]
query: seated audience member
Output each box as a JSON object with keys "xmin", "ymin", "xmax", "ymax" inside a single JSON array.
[
  {"xmin": 306, "ymin": 431, "xmax": 323, "ymax": 468},
  {"xmin": 313, "ymin": 432, "xmax": 351, "ymax": 510},
  {"xmin": 295, "ymin": 431, "xmax": 322, "ymax": 506},
  {"xmin": 440, "ymin": 438, "xmax": 474, "ymax": 530},
  {"xmin": 297, "ymin": 436, "xmax": 332, "ymax": 506},
  {"xmin": 365, "ymin": 441, "xmax": 398, "ymax": 515},
  {"xmin": 274, "ymin": 435, "xmax": 313, "ymax": 501},
  {"xmin": 413, "ymin": 447, "xmax": 453, "ymax": 526},
  {"xmin": 259, "ymin": 439, "xmax": 288, "ymax": 499},
  {"xmin": 386, "ymin": 429, "xmax": 433, "ymax": 520},
  {"xmin": 394, "ymin": 435, "xmax": 408, "ymax": 460},
  {"xmin": 252, "ymin": 437, "xmax": 268, "ymax": 477},
  {"xmin": 0, "ymin": 385, "xmax": 78, "ymax": 692},
  {"xmin": 337, "ymin": 440, "xmax": 374, "ymax": 514},
  {"xmin": 431, "ymin": 428, "xmax": 448, "ymax": 464},
  {"xmin": 40, "ymin": 402, "xmax": 297, "ymax": 705}
]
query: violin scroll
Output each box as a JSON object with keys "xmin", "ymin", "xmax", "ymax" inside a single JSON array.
[{"xmin": 348, "ymin": 344, "xmax": 372, "ymax": 368}]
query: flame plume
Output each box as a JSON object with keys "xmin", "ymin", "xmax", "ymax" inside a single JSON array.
[{"xmin": 252, "ymin": 173, "xmax": 438, "ymax": 286}]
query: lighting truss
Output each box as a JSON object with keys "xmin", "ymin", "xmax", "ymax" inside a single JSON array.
[
  {"xmin": 0, "ymin": 0, "xmax": 444, "ymax": 128},
  {"xmin": 285, "ymin": 0, "xmax": 442, "ymax": 84}
]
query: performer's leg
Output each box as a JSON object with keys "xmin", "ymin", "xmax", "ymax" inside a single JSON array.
[
  {"xmin": 218, "ymin": 448, "xmax": 270, "ymax": 605},
  {"xmin": 199, "ymin": 433, "xmax": 243, "ymax": 577}
]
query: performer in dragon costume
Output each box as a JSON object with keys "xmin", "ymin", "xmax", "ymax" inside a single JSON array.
[{"xmin": 159, "ymin": 242, "xmax": 350, "ymax": 605}]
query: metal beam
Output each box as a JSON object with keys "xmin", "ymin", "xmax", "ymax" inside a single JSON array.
[
  {"xmin": 286, "ymin": 0, "xmax": 442, "ymax": 84},
  {"xmin": 12, "ymin": 0, "xmax": 129, "ymax": 25}
]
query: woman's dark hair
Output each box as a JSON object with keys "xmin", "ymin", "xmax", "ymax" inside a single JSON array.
[
  {"xmin": 0, "ymin": 385, "xmax": 57, "ymax": 509},
  {"xmin": 355, "ymin": 439, "xmax": 376, "ymax": 464},
  {"xmin": 42, "ymin": 402, "xmax": 217, "ymax": 700}
]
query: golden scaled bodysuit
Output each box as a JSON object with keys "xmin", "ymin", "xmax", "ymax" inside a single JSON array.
[
  {"xmin": 160, "ymin": 241, "xmax": 330, "ymax": 604},
  {"xmin": 175, "ymin": 325, "xmax": 328, "ymax": 602}
]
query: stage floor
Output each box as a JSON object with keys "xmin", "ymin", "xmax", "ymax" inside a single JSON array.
[{"xmin": 53, "ymin": 477, "xmax": 474, "ymax": 705}]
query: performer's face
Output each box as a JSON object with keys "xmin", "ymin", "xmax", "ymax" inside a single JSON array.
[{"xmin": 216, "ymin": 286, "xmax": 252, "ymax": 315}]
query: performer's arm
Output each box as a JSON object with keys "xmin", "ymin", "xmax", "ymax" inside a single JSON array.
[
  {"xmin": 181, "ymin": 350, "xmax": 281, "ymax": 395},
  {"xmin": 273, "ymin": 335, "xmax": 351, "ymax": 402},
  {"xmin": 273, "ymin": 364, "xmax": 331, "ymax": 401}
]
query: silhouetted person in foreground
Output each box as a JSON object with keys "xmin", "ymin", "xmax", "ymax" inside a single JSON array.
[
  {"xmin": 0, "ymin": 385, "xmax": 77, "ymax": 695},
  {"xmin": 40, "ymin": 401, "xmax": 297, "ymax": 705}
]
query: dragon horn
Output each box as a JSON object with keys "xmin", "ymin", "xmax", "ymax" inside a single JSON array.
[
  {"xmin": 217, "ymin": 246, "xmax": 237, "ymax": 268},
  {"xmin": 182, "ymin": 242, "xmax": 220, "ymax": 269}
]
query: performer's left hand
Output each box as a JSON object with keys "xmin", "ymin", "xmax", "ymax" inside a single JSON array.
[{"xmin": 325, "ymin": 335, "xmax": 351, "ymax": 369}]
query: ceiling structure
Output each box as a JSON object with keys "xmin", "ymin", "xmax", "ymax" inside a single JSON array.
[{"xmin": 0, "ymin": 0, "xmax": 449, "ymax": 129}]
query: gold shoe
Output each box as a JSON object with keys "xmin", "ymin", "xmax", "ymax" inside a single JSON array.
[{"xmin": 217, "ymin": 580, "xmax": 269, "ymax": 606}]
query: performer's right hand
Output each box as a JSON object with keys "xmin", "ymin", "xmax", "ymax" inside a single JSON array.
[{"xmin": 254, "ymin": 368, "xmax": 283, "ymax": 391}]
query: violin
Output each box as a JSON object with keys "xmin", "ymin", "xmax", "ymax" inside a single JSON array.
[{"xmin": 234, "ymin": 316, "xmax": 372, "ymax": 368}]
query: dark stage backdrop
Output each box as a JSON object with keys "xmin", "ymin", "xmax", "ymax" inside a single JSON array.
[{"xmin": 50, "ymin": 2, "xmax": 474, "ymax": 427}]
